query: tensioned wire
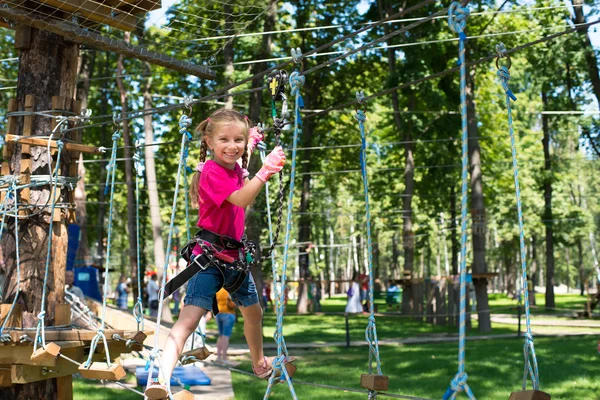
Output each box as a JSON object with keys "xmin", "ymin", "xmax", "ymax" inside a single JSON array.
[
  {"xmin": 59, "ymin": 0, "xmax": 439, "ymax": 129},
  {"xmin": 61, "ymin": 15, "xmax": 599, "ymax": 136}
]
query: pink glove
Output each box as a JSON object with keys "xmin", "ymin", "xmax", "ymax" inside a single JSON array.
[
  {"xmin": 247, "ymin": 126, "xmax": 264, "ymax": 154},
  {"xmin": 256, "ymin": 146, "xmax": 285, "ymax": 182}
]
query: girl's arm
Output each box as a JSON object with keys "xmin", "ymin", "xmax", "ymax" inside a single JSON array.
[{"xmin": 226, "ymin": 177, "xmax": 265, "ymax": 208}]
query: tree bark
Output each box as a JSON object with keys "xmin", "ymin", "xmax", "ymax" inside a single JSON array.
[
  {"xmin": 246, "ymin": 0, "xmax": 276, "ymax": 310},
  {"xmin": 115, "ymin": 32, "xmax": 138, "ymax": 279},
  {"xmin": 74, "ymin": 49, "xmax": 95, "ymax": 266},
  {"xmin": 571, "ymin": 0, "xmax": 600, "ymax": 104},
  {"xmin": 542, "ymin": 91, "xmax": 555, "ymax": 309},
  {"xmin": 0, "ymin": 26, "xmax": 78, "ymax": 399},
  {"xmin": 466, "ymin": 62, "xmax": 491, "ymax": 332}
]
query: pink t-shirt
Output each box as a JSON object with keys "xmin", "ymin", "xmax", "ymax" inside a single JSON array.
[{"xmin": 193, "ymin": 160, "xmax": 245, "ymax": 258}]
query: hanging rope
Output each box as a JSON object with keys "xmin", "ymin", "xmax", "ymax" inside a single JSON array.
[
  {"xmin": 496, "ymin": 52, "xmax": 540, "ymax": 391},
  {"xmin": 33, "ymin": 120, "xmax": 68, "ymax": 353},
  {"xmin": 145, "ymin": 114, "xmax": 192, "ymax": 397},
  {"xmin": 443, "ymin": 3, "xmax": 476, "ymax": 400},
  {"xmin": 83, "ymin": 130, "xmax": 121, "ymax": 368},
  {"xmin": 355, "ymin": 93, "xmax": 383, "ymax": 399},
  {"xmin": 263, "ymin": 69, "xmax": 304, "ymax": 400},
  {"xmin": 133, "ymin": 142, "xmax": 145, "ymax": 332}
]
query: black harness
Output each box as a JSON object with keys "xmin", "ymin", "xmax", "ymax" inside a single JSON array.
[{"xmin": 163, "ymin": 230, "xmax": 255, "ymax": 315}]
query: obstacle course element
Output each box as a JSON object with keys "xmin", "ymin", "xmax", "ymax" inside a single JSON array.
[{"xmin": 136, "ymin": 365, "xmax": 211, "ymax": 387}]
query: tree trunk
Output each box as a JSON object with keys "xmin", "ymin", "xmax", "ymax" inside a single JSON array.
[
  {"xmin": 95, "ymin": 52, "xmax": 110, "ymax": 266},
  {"xmin": 542, "ymin": 91, "xmax": 555, "ymax": 309},
  {"xmin": 223, "ymin": 3, "xmax": 234, "ymax": 109},
  {"xmin": 142, "ymin": 63, "xmax": 172, "ymax": 323},
  {"xmin": 450, "ymin": 185, "xmax": 459, "ymax": 275},
  {"xmin": 245, "ymin": 0, "xmax": 277, "ymax": 308},
  {"xmin": 529, "ymin": 236, "xmax": 538, "ymax": 305},
  {"xmin": 74, "ymin": 50, "xmax": 95, "ymax": 265},
  {"xmin": 0, "ymin": 26, "xmax": 78, "ymax": 399},
  {"xmin": 401, "ymin": 94, "xmax": 416, "ymax": 315},
  {"xmin": 577, "ymin": 239, "xmax": 584, "ymax": 295},
  {"xmin": 115, "ymin": 32, "xmax": 138, "ymax": 280},
  {"xmin": 571, "ymin": 0, "xmax": 600, "ymax": 104},
  {"xmin": 466, "ymin": 62, "xmax": 491, "ymax": 332}
]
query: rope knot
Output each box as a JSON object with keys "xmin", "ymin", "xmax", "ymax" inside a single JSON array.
[
  {"xmin": 111, "ymin": 132, "xmax": 121, "ymax": 142},
  {"xmin": 497, "ymin": 66, "xmax": 517, "ymax": 101},
  {"xmin": 56, "ymin": 140, "xmax": 64, "ymax": 151},
  {"xmin": 289, "ymin": 71, "xmax": 305, "ymax": 96},
  {"xmin": 37, "ymin": 311, "xmax": 46, "ymax": 319},
  {"xmin": 179, "ymin": 114, "xmax": 193, "ymax": 129},
  {"xmin": 450, "ymin": 372, "xmax": 468, "ymax": 391},
  {"xmin": 355, "ymin": 110, "xmax": 367, "ymax": 123},
  {"xmin": 448, "ymin": 2, "xmax": 470, "ymax": 39}
]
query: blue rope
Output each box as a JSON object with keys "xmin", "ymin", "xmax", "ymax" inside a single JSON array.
[
  {"xmin": 33, "ymin": 138, "xmax": 66, "ymax": 352},
  {"xmin": 146, "ymin": 114, "xmax": 192, "ymax": 395},
  {"xmin": 443, "ymin": 3, "xmax": 476, "ymax": 400},
  {"xmin": 497, "ymin": 65, "xmax": 540, "ymax": 391},
  {"xmin": 133, "ymin": 145, "xmax": 145, "ymax": 331},
  {"xmin": 355, "ymin": 109, "xmax": 383, "ymax": 383},
  {"xmin": 263, "ymin": 71, "xmax": 304, "ymax": 400},
  {"xmin": 84, "ymin": 131, "xmax": 121, "ymax": 368}
]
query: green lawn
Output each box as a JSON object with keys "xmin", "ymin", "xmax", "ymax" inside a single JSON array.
[{"xmin": 231, "ymin": 336, "xmax": 600, "ymax": 400}]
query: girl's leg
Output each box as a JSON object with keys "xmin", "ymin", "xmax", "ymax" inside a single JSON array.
[
  {"xmin": 216, "ymin": 336, "xmax": 223, "ymax": 360},
  {"xmin": 221, "ymin": 336, "xmax": 230, "ymax": 361},
  {"xmin": 160, "ymin": 305, "xmax": 206, "ymax": 382},
  {"xmin": 238, "ymin": 303, "xmax": 265, "ymax": 368}
]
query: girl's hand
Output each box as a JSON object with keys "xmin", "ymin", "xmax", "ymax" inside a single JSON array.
[
  {"xmin": 247, "ymin": 127, "xmax": 264, "ymax": 154},
  {"xmin": 256, "ymin": 146, "xmax": 285, "ymax": 182}
]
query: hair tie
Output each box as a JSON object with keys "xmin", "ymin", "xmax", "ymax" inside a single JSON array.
[
  {"xmin": 206, "ymin": 117, "xmax": 211, "ymax": 123},
  {"xmin": 244, "ymin": 115, "xmax": 249, "ymax": 121},
  {"xmin": 196, "ymin": 162, "xmax": 205, "ymax": 173},
  {"xmin": 241, "ymin": 168, "xmax": 249, "ymax": 178}
]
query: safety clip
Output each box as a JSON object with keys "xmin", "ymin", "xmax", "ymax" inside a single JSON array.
[{"xmin": 495, "ymin": 42, "xmax": 511, "ymax": 70}]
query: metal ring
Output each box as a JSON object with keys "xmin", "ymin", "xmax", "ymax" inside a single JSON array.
[{"xmin": 495, "ymin": 55, "xmax": 512, "ymax": 70}]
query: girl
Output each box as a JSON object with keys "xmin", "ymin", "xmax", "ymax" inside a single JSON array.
[{"xmin": 145, "ymin": 109, "xmax": 292, "ymax": 399}]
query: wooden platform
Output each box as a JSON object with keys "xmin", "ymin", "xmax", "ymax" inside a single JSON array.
[{"xmin": 0, "ymin": 328, "xmax": 153, "ymax": 386}]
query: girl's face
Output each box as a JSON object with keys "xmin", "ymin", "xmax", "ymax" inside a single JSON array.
[{"xmin": 206, "ymin": 122, "xmax": 247, "ymax": 170}]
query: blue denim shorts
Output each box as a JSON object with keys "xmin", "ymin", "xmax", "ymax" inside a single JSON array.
[
  {"xmin": 184, "ymin": 265, "xmax": 259, "ymax": 311},
  {"xmin": 216, "ymin": 313, "xmax": 236, "ymax": 337}
]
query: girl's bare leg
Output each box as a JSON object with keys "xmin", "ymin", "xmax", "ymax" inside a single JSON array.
[{"xmin": 238, "ymin": 303, "xmax": 265, "ymax": 368}]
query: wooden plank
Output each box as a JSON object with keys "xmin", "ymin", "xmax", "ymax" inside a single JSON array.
[
  {"xmin": 509, "ymin": 390, "xmax": 551, "ymax": 400},
  {"xmin": 172, "ymin": 389, "xmax": 195, "ymax": 400},
  {"xmin": 7, "ymin": 329, "xmax": 131, "ymax": 342},
  {"xmin": 22, "ymin": 94, "xmax": 35, "ymax": 155},
  {"xmin": 11, "ymin": 354, "xmax": 81, "ymax": 383},
  {"xmin": 4, "ymin": 134, "xmax": 101, "ymax": 154},
  {"xmin": 360, "ymin": 374, "xmax": 389, "ymax": 391},
  {"xmin": 180, "ymin": 346, "xmax": 210, "ymax": 365},
  {"xmin": 0, "ymin": 369, "xmax": 12, "ymax": 387},
  {"xmin": 0, "ymin": 304, "xmax": 22, "ymax": 329},
  {"xmin": 13, "ymin": 24, "xmax": 30, "ymax": 49},
  {"xmin": 78, "ymin": 360, "xmax": 126, "ymax": 380},
  {"xmin": 35, "ymin": 0, "xmax": 137, "ymax": 31},
  {"xmin": 6, "ymin": 98, "xmax": 17, "ymax": 135},
  {"xmin": 0, "ymin": 341, "xmax": 86, "ymax": 366},
  {"xmin": 55, "ymin": 303, "xmax": 71, "ymax": 326},
  {"xmin": 30, "ymin": 342, "xmax": 61, "ymax": 364}
]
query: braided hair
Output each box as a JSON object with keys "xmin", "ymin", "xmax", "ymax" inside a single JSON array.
[{"xmin": 189, "ymin": 108, "xmax": 251, "ymax": 209}]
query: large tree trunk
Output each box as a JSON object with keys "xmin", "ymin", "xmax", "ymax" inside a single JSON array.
[
  {"xmin": 246, "ymin": 0, "xmax": 276, "ymax": 310},
  {"xmin": 0, "ymin": 26, "xmax": 78, "ymax": 399},
  {"xmin": 74, "ymin": 49, "xmax": 95, "ymax": 266},
  {"xmin": 115, "ymin": 32, "xmax": 138, "ymax": 279},
  {"xmin": 466, "ymin": 64, "xmax": 491, "ymax": 332},
  {"xmin": 542, "ymin": 91, "xmax": 555, "ymax": 309},
  {"xmin": 571, "ymin": 0, "xmax": 600, "ymax": 104},
  {"xmin": 142, "ymin": 63, "xmax": 172, "ymax": 323}
]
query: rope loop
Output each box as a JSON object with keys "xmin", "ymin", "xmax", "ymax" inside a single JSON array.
[
  {"xmin": 289, "ymin": 71, "xmax": 305, "ymax": 97},
  {"xmin": 179, "ymin": 114, "xmax": 193, "ymax": 130},
  {"xmin": 448, "ymin": 2, "xmax": 470, "ymax": 40},
  {"xmin": 497, "ymin": 67, "xmax": 517, "ymax": 101},
  {"xmin": 450, "ymin": 372, "xmax": 468, "ymax": 391},
  {"xmin": 355, "ymin": 109, "xmax": 367, "ymax": 123}
]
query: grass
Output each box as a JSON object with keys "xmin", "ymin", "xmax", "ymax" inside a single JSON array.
[
  {"xmin": 74, "ymin": 376, "xmax": 139, "ymax": 400},
  {"xmin": 230, "ymin": 336, "xmax": 600, "ymax": 400}
]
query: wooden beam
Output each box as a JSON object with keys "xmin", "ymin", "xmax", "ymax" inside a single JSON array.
[
  {"xmin": 11, "ymin": 356, "xmax": 80, "ymax": 384},
  {"xmin": 6, "ymin": 328, "xmax": 154, "ymax": 343},
  {"xmin": 34, "ymin": 0, "xmax": 137, "ymax": 32},
  {"xmin": 0, "ymin": 304, "xmax": 22, "ymax": 329},
  {"xmin": 13, "ymin": 24, "xmax": 30, "ymax": 49},
  {"xmin": 57, "ymin": 375, "xmax": 73, "ymax": 400},
  {"xmin": 0, "ymin": 369, "xmax": 12, "ymax": 387},
  {"xmin": 3, "ymin": 134, "xmax": 101, "ymax": 154},
  {"xmin": 0, "ymin": 6, "xmax": 216, "ymax": 79}
]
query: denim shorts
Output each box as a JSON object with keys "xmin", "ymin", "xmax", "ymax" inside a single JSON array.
[
  {"xmin": 216, "ymin": 313, "xmax": 236, "ymax": 337},
  {"xmin": 184, "ymin": 265, "xmax": 259, "ymax": 311}
]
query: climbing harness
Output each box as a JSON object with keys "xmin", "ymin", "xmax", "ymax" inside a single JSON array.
[
  {"xmin": 496, "ymin": 45, "xmax": 541, "ymax": 392},
  {"xmin": 355, "ymin": 91, "xmax": 387, "ymax": 400},
  {"xmin": 443, "ymin": 3, "xmax": 476, "ymax": 399}
]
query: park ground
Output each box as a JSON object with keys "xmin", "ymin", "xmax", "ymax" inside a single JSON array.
[{"xmin": 74, "ymin": 293, "xmax": 600, "ymax": 399}]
